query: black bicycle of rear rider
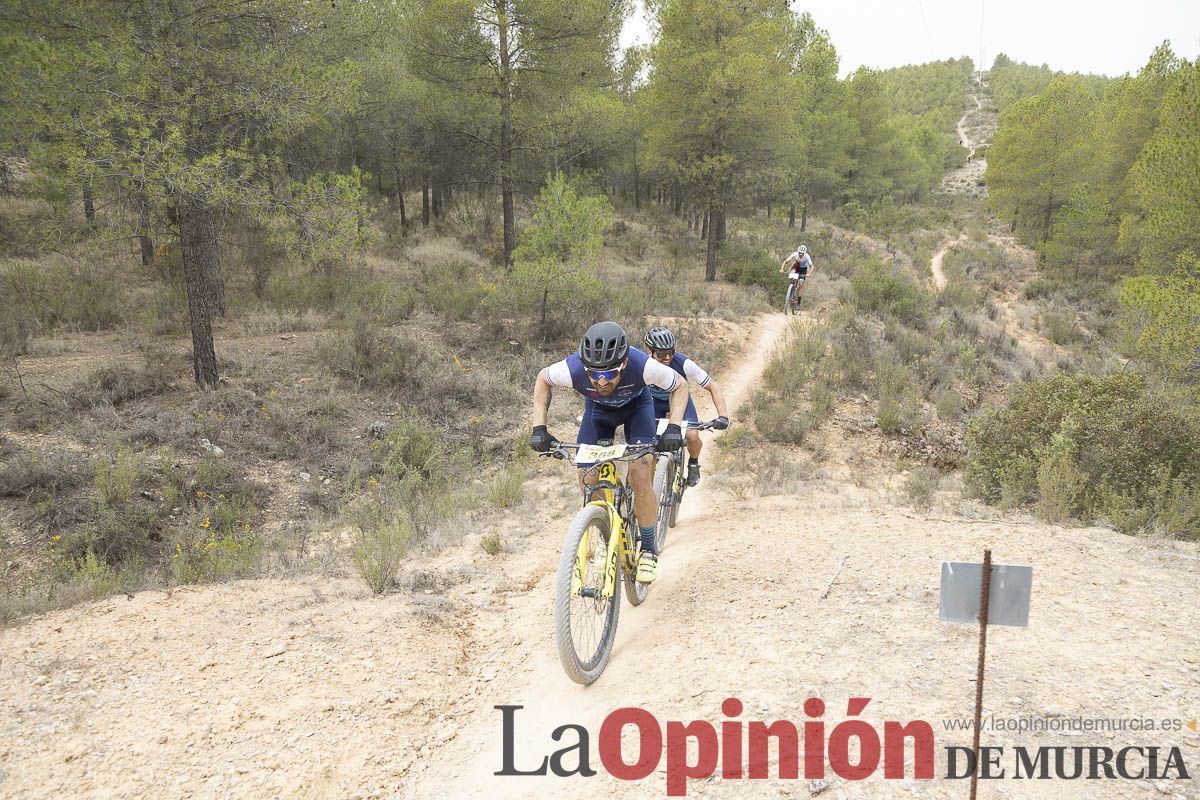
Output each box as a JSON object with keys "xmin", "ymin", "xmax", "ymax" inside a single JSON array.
[{"xmin": 652, "ymin": 420, "xmax": 716, "ymax": 553}]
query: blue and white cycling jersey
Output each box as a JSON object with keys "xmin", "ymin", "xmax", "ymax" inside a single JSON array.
[
  {"xmin": 645, "ymin": 352, "xmax": 712, "ymax": 403},
  {"xmin": 544, "ymin": 347, "xmax": 680, "ymax": 408}
]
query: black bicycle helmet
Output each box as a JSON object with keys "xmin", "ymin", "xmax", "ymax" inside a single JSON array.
[
  {"xmin": 579, "ymin": 321, "xmax": 629, "ymax": 369},
  {"xmin": 645, "ymin": 325, "xmax": 676, "ymax": 352}
]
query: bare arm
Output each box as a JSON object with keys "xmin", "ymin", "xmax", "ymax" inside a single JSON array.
[
  {"xmin": 667, "ymin": 379, "xmax": 688, "ymax": 426},
  {"xmin": 532, "ymin": 368, "xmax": 552, "ymax": 427},
  {"xmin": 705, "ymin": 380, "xmax": 729, "ymax": 419}
]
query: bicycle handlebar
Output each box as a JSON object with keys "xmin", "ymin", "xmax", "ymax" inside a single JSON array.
[{"xmin": 539, "ymin": 441, "xmax": 660, "ymax": 461}]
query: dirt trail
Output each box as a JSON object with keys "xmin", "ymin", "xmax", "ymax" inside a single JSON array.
[
  {"xmin": 940, "ymin": 85, "xmax": 994, "ymax": 198},
  {"xmin": 929, "ymin": 234, "xmax": 966, "ymax": 290}
]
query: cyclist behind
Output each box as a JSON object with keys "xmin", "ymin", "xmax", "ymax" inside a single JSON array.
[
  {"xmin": 779, "ymin": 243, "xmax": 814, "ymax": 307},
  {"xmin": 529, "ymin": 321, "xmax": 689, "ymax": 584},
  {"xmin": 644, "ymin": 326, "xmax": 729, "ymax": 487}
]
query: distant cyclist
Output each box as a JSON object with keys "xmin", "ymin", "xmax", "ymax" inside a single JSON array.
[
  {"xmin": 644, "ymin": 326, "xmax": 729, "ymax": 487},
  {"xmin": 780, "ymin": 244, "xmax": 815, "ymax": 308},
  {"xmin": 529, "ymin": 321, "xmax": 689, "ymax": 584}
]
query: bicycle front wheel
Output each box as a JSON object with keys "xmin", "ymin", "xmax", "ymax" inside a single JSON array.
[
  {"xmin": 554, "ymin": 504, "xmax": 620, "ymax": 685},
  {"xmin": 655, "ymin": 456, "xmax": 677, "ymax": 542},
  {"xmin": 784, "ymin": 283, "xmax": 795, "ymax": 314}
]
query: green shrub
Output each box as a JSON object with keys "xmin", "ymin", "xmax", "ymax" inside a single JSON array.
[
  {"xmin": 966, "ymin": 373, "xmax": 1200, "ymax": 537},
  {"xmin": 1036, "ymin": 437, "xmax": 1085, "ymax": 523},
  {"xmin": 934, "ymin": 389, "xmax": 964, "ymax": 421},
  {"xmin": 480, "ymin": 532, "xmax": 502, "ymax": 556},
  {"xmin": 267, "ymin": 264, "xmax": 413, "ymax": 323},
  {"xmin": 318, "ymin": 316, "xmax": 431, "ymax": 389},
  {"xmin": 171, "ymin": 523, "xmax": 262, "ymax": 584},
  {"xmin": 0, "ymin": 258, "xmax": 127, "ymax": 346},
  {"xmin": 73, "ymin": 364, "xmax": 171, "ymax": 410},
  {"xmin": 809, "ymin": 376, "xmax": 836, "ymax": 420},
  {"xmin": 875, "ymin": 361, "xmax": 923, "ymax": 435},
  {"xmin": 938, "ymin": 273, "xmax": 978, "ymax": 310},
  {"xmin": 1039, "ymin": 308, "xmax": 1080, "ymax": 345},
  {"xmin": 719, "ymin": 241, "xmax": 777, "ymax": 292},
  {"xmin": 756, "ymin": 399, "xmax": 811, "ymax": 444},
  {"xmin": 424, "ymin": 262, "xmax": 487, "ymax": 322},
  {"xmin": 489, "ymin": 468, "xmax": 525, "ymax": 508},
  {"xmin": 849, "ymin": 257, "xmax": 929, "ymax": 324},
  {"xmin": 351, "ymin": 514, "xmax": 411, "ymax": 594},
  {"xmin": 902, "ymin": 466, "xmax": 940, "ymax": 511}
]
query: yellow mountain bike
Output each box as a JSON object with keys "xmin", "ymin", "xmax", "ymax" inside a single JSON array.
[{"xmin": 542, "ymin": 439, "xmax": 658, "ymax": 685}]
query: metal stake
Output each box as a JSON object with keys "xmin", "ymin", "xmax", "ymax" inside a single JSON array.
[{"xmin": 969, "ymin": 549, "xmax": 992, "ymax": 800}]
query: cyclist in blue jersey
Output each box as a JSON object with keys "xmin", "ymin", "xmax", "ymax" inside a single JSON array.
[
  {"xmin": 644, "ymin": 326, "xmax": 730, "ymax": 487},
  {"xmin": 529, "ymin": 321, "xmax": 689, "ymax": 584}
]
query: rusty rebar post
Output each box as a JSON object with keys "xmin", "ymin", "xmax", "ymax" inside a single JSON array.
[{"xmin": 970, "ymin": 549, "xmax": 992, "ymax": 800}]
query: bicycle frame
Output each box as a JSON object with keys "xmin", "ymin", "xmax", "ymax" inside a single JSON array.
[
  {"xmin": 551, "ymin": 443, "xmax": 653, "ymax": 601},
  {"xmin": 573, "ymin": 461, "xmax": 630, "ymax": 601}
]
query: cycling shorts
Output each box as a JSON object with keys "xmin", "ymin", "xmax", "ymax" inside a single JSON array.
[{"xmin": 578, "ymin": 390, "xmax": 656, "ymax": 459}]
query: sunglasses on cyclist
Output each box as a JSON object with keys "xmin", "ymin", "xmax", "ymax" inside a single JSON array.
[
  {"xmin": 586, "ymin": 366, "xmax": 623, "ymax": 383},
  {"xmin": 650, "ymin": 349, "xmax": 675, "ymax": 363}
]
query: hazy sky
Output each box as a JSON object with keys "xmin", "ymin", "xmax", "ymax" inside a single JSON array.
[{"xmin": 620, "ymin": 0, "xmax": 1200, "ymax": 78}]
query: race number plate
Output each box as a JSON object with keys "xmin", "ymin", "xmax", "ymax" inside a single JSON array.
[{"xmin": 574, "ymin": 443, "xmax": 627, "ymax": 464}]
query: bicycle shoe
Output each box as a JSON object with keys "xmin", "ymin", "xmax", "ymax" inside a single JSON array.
[
  {"xmin": 636, "ymin": 551, "xmax": 658, "ymax": 584},
  {"xmin": 686, "ymin": 461, "xmax": 701, "ymax": 487}
]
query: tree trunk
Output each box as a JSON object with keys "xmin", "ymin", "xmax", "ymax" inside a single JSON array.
[
  {"xmin": 1041, "ymin": 195, "xmax": 1053, "ymax": 243},
  {"xmin": 701, "ymin": 209, "xmax": 709, "ymax": 241},
  {"xmin": 716, "ymin": 208, "xmax": 727, "ymax": 242},
  {"xmin": 498, "ymin": 6, "xmax": 517, "ymax": 267},
  {"xmin": 788, "ymin": 201, "xmax": 796, "ymax": 228},
  {"xmin": 632, "ymin": 141, "xmax": 640, "ymax": 211},
  {"xmin": 432, "ymin": 180, "xmax": 442, "ymax": 219},
  {"xmin": 135, "ymin": 183, "xmax": 155, "ymax": 267},
  {"xmin": 704, "ymin": 202, "xmax": 719, "ymax": 282},
  {"xmin": 395, "ymin": 178, "xmax": 407, "ymax": 227},
  {"xmin": 800, "ymin": 199, "xmax": 808, "ymax": 233},
  {"xmin": 176, "ymin": 196, "xmax": 222, "ymax": 388},
  {"xmin": 421, "ymin": 179, "xmax": 430, "ymax": 228},
  {"xmin": 766, "ymin": 202, "xmax": 771, "ymax": 219},
  {"xmin": 82, "ymin": 179, "xmax": 96, "ymax": 228}
]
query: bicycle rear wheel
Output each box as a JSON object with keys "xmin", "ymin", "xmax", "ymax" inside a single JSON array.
[{"xmin": 554, "ymin": 504, "xmax": 620, "ymax": 685}]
